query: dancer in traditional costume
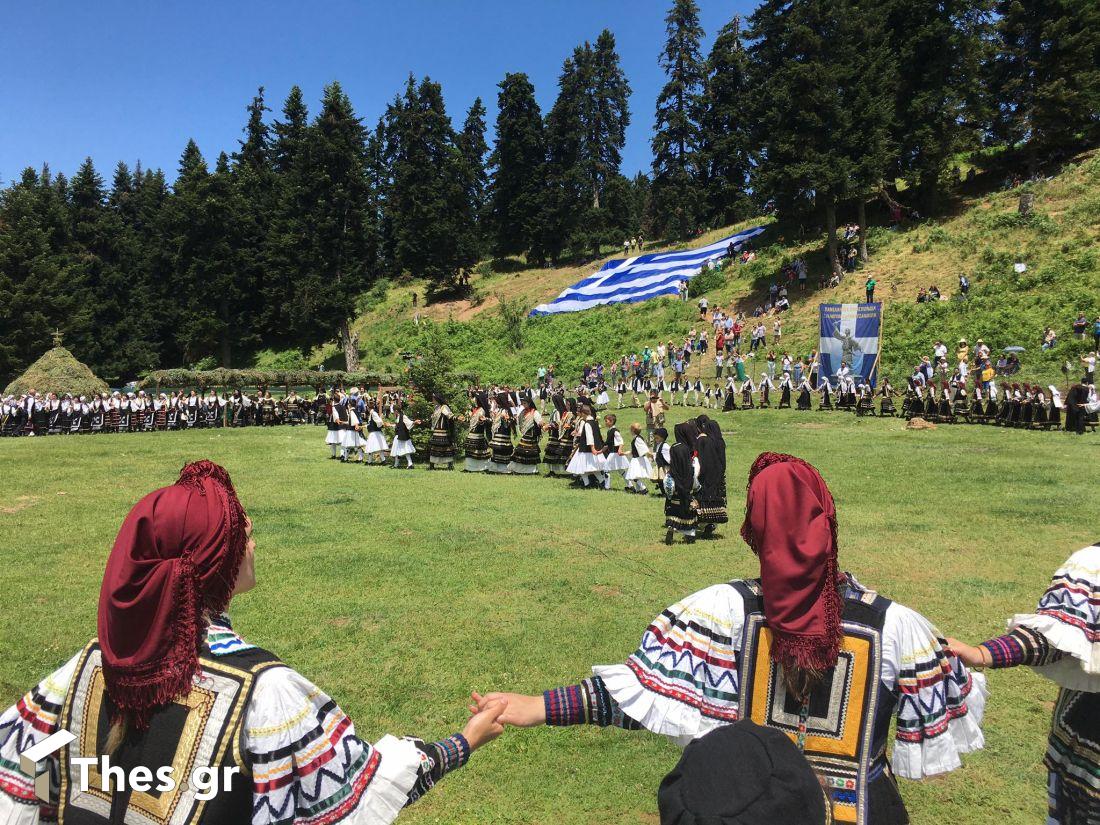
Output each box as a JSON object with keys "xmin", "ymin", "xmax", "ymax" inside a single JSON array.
[
  {"xmin": 389, "ymin": 404, "xmax": 418, "ymax": 469},
  {"xmin": 428, "ymin": 394, "xmax": 457, "ymax": 470},
  {"xmin": 364, "ymin": 398, "xmax": 390, "ymax": 464},
  {"xmin": 600, "ymin": 414, "xmax": 629, "ymax": 490},
  {"xmin": 473, "ymin": 453, "xmax": 987, "ymax": 825},
  {"xmin": 778, "ymin": 373, "xmax": 793, "ymax": 409},
  {"xmin": 0, "ymin": 460, "xmax": 508, "ymax": 825},
  {"xmin": 947, "ymin": 543, "xmax": 1100, "ymax": 824},
  {"xmin": 565, "ymin": 404, "xmax": 604, "ymax": 489},
  {"xmin": 693, "ymin": 415, "xmax": 727, "ymax": 536},
  {"xmin": 796, "ymin": 377, "xmax": 813, "ymax": 411},
  {"xmin": 508, "ymin": 396, "xmax": 542, "ymax": 475},
  {"xmin": 344, "ymin": 399, "xmax": 369, "ymax": 464},
  {"xmin": 879, "ymin": 379, "xmax": 897, "ymax": 416},
  {"xmin": 663, "ymin": 422, "xmax": 700, "ymax": 544},
  {"xmin": 544, "ymin": 395, "xmax": 566, "ymax": 476},
  {"xmin": 463, "ymin": 393, "xmax": 492, "ymax": 472},
  {"xmin": 651, "ymin": 426, "xmax": 671, "ymax": 496},
  {"xmin": 758, "ymin": 373, "xmax": 774, "ymax": 408},
  {"xmin": 325, "ymin": 391, "xmax": 343, "ymax": 458},
  {"xmin": 488, "ymin": 394, "xmax": 515, "ymax": 474},
  {"xmin": 740, "ymin": 378, "xmax": 755, "ymax": 409},
  {"xmin": 623, "ymin": 423, "xmax": 652, "ymax": 495}
]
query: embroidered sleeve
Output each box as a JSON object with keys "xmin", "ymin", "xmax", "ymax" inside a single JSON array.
[
  {"xmin": 980, "ymin": 627, "xmax": 1063, "ymax": 668},
  {"xmin": 245, "ymin": 667, "xmax": 467, "ymax": 825},
  {"xmin": 591, "ymin": 584, "xmax": 745, "ymax": 746},
  {"xmin": 0, "ymin": 652, "xmax": 81, "ymax": 825},
  {"xmin": 543, "ymin": 677, "xmax": 642, "ymax": 729},
  {"xmin": 883, "ymin": 604, "xmax": 987, "ymax": 780}
]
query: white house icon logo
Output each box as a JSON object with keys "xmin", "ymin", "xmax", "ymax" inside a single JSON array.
[{"xmin": 20, "ymin": 730, "xmax": 76, "ymax": 802}]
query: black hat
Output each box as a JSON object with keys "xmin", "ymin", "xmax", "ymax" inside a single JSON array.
[
  {"xmin": 657, "ymin": 721, "xmax": 828, "ymax": 825},
  {"xmin": 552, "ymin": 393, "xmax": 566, "ymax": 413}
]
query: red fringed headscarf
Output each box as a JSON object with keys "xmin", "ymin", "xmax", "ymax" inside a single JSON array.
[
  {"xmin": 97, "ymin": 460, "xmax": 247, "ymax": 730},
  {"xmin": 740, "ymin": 453, "xmax": 844, "ymax": 673}
]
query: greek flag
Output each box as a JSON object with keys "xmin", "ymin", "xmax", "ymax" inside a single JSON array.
[{"xmin": 529, "ymin": 226, "xmax": 767, "ymax": 316}]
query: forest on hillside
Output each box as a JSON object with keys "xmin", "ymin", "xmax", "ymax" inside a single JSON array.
[{"xmin": 1, "ymin": 0, "xmax": 1097, "ymax": 385}]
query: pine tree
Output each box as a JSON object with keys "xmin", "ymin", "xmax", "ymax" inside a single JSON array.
[
  {"xmin": 488, "ymin": 73, "xmax": 546, "ymax": 260},
  {"xmin": 299, "ymin": 82, "xmax": 375, "ymax": 369},
  {"xmin": 541, "ymin": 49, "xmax": 592, "ymax": 263},
  {"xmin": 700, "ymin": 16, "xmax": 753, "ymax": 227},
  {"xmin": 651, "ymin": 0, "xmax": 706, "ymax": 240},
  {"xmin": 590, "ymin": 30, "xmax": 632, "ymax": 210},
  {"xmin": 0, "ymin": 168, "xmax": 74, "ymax": 382},
  {"xmin": 457, "ymin": 97, "xmax": 490, "ymax": 263},
  {"xmin": 883, "ymin": 0, "xmax": 987, "ymax": 211},
  {"xmin": 264, "ymin": 86, "xmax": 312, "ymax": 344},
  {"xmin": 990, "ymin": 0, "xmax": 1100, "ymax": 167},
  {"xmin": 231, "ymin": 87, "xmax": 273, "ymax": 349}
]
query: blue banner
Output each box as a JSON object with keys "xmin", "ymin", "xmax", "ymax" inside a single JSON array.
[{"xmin": 818, "ymin": 303, "xmax": 882, "ymax": 387}]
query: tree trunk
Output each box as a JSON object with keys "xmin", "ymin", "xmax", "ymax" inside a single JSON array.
[
  {"xmin": 339, "ymin": 318, "xmax": 360, "ymax": 371},
  {"xmin": 824, "ymin": 199, "xmax": 842, "ymax": 280},
  {"xmin": 857, "ymin": 199, "xmax": 868, "ymax": 263}
]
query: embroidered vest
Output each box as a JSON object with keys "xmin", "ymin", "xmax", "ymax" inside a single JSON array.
[
  {"xmin": 57, "ymin": 640, "xmax": 281, "ymax": 825},
  {"xmin": 731, "ymin": 580, "xmax": 902, "ymax": 825}
]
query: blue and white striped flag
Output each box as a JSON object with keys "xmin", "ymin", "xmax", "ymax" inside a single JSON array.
[{"xmin": 529, "ymin": 226, "xmax": 766, "ymax": 316}]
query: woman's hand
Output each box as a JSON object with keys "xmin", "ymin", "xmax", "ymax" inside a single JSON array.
[
  {"xmin": 944, "ymin": 637, "xmax": 989, "ymax": 668},
  {"xmin": 461, "ymin": 698, "xmax": 509, "ymax": 750},
  {"xmin": 469, "ymin": 691, "xmax": 546, "ymax": 727}
]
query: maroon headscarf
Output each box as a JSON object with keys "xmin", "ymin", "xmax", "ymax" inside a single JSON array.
[
  {"xmin": 740, "ymin": 453, "xmax": 844, "ymax": 673},
  {"xmin": 97, "ymin": 460, "xmax": 247, "ymax": 729}
]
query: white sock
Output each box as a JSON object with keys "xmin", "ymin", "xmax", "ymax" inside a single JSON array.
[
  {"xmin": 330, "ymin": 445, "xmax": 338, "ymax": 457},
  {"xmin": 602, "ymin": 474, "xmax": 612, "ymax": 490},
  {"xmin": 580, "ymin": 474, "xmax": 590, "ymax": 487},
  {"xmin": 393, "ymin": 457, "xmax": 400, "ymax": 467},
  {"xmin": 406, "ymin": 456, "xmax": 413, "ymax": 467}
]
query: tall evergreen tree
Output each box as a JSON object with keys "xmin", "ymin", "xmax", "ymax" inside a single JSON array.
[
  {"xmin": 488, "ymin": 73, "xmax": 546, "ymax": 260},
  {"xmin": 457, "ymin": 97, "xmax": 490, "ymax": 262},
  {"xmin": 589, "ymin": 30, "xmax": 632, "ymax": 210},
  {"xmin": 540, "ymin": 49, "xmax": 592, "ymax": 263},
  {"xmin": 990, "ymin": 0, "xmax": 1100, "ymax": 167},
  {"xmin": 231, "ymin": 87, "xmax": 273, "ymax": 348},
  {"xmin": 651, "ymin": 0, "xmax": 706, "ymax": 240},
  {"xmin": 299, "ymin": 82, "xmax": 375, "ymax": 369},
  {"xmin": 700, "ymin": 16, "xmax": 753, "ymax": 227}
]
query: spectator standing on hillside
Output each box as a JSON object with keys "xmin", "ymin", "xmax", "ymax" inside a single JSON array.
[
  {"xmin": 933, "ymin": 340, "xmax": 948, "ymax": 375},
  {"xmin": 1094, "ymin": 315, "xmax": 1100, "ymax": 350},
  {"xmin": 773, "ymin": 318, "xmax": 782, "ymax": 345},
  {"xmin": 698, "ymin": 295, "xmax": 709, "ymax": 320},
  {"xmin": 766, "ymin": 350, "xmax": 777, "ymax": 379},
  {"xmin": 959, "ymin": 274, "xmax": 970, "ymax": 298},
  {"xmin": 865, "ymin": 276, "xmax": 876, "ymax": 303},
  {"xmin": 1073, "ymin": 312, "xmax": 1088, "ymax": 339},
  {"xmin": 769, "ymin": 281, "xmax": 779, "ymax": 303},
  {"xmin": 1082, "ymin": 351, "xmax": 1097, "ymax": 384}
]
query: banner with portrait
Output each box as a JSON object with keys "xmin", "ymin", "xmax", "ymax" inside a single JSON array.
[{"xmin": 818, "ymin": 303, "xmax": 882, "ymax": 387}]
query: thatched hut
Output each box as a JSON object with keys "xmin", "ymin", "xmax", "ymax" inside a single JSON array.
[{"xmin": 4, "ymin": 341, "xmax": 109, "ymax": 398}]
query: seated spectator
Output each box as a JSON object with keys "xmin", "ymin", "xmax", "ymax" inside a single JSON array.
[
  {"xmin": 929, "ymin": 285, "xmax": 941, "ymax": 300},
  {"xmin": 916, "ymin": 287, "xmax": 928, "ymax": 303},
  {"xmin": 775, "ymin": 296, "xmax": 790, "ymax": 312},
  {"xmin": 996, "ymin": 355, "xmax": 1009, "ymax": 374},
  {"xmin": 1005, "ymin": 353, "xmax": 1021, "ymax": 374},
  {"xmin": 1042, "ymin": 327, "xmax": 1058, "ymax": 350}
]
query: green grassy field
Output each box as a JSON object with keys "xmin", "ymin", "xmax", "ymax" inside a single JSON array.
[{"xmin": 2, "ymin": 411, "xmax": 1097, "ymax": 824}]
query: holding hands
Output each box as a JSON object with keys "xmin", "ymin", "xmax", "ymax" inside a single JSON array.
[
  {"xmin": 469, "ymin": 690, "xmax": 545, "ymax": 727},
  {"xmin": 461, "ymin": 697, "xmax": 510, "ymax": 750}
]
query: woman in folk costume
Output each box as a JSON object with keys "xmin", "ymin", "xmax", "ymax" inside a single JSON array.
[
  {"xmin": 543, "ymin": 395, "xmax": 567, "ymax": 476},
  {"xmin": 722, "ymin": 376, "xmax": 738, "ymax": 412},
  {"xmin": 184, "ymin": 390, "xmax": 199, "ymax": 428},
  {"xmin": 778, "ymin": 372, "xmax": 793, "ymax": 409},
  {"xmin": 740, "ymin": 377, "xmax": 755, "ymax": 409},
  {"xmin": 554, "ymin": 398, "xmax": 579, "ymax": 476},
  {"xmin": 427, "ymin": 393, "xmax": 457, "ymax": 470},
  {"xmin": 508, "ymin": 396, "xmax": 543, "ymax": 475},
  {"xmin": 487, "ymin": 393, "xmax": 515, "ymax": 474},
  {"xmin": 388, "ymin": 403, "xmax": 418, "ymax": 469},
  {"xmin": 758, "ymin": 373, "xmax": 773, "ymax": 408},
  {"xmin": 0, "ymin": 461, "xmax": 507, "ymax": 825},
  {"xmin": 651, "ymin": 426, "xmax": 672, "ymax": 494},
  {"xmin": 69, "ymin": 396, "xmax": 89, "ymax": 434},
  {"xmin": 324, "ymin": 390, "xmax": 342, "ymax": 458},
  {"xmin": 473, "ymin": 453, "xmax": 987, "ymax": 825},
  {"xmin": 878, "ymin": 378, "xmax": 896, "ymax": 416},
  {"xmin": 89, "ymin": 394, "xmax": 106, "ymax": 433},
  {"xmin": 363, "ymin": 397, "xmax": 390, "ymax": 465},
  {"xmin": 600, "ymin": 414, "xmax": 629, "ymax": 490},
  {"xmin": 796, "ymin": 376, "xmax": 814, "ymax": 410},
  {"xmin": 623, "ymin": 422, "xmax": 653, "ymax": 495},
  {"xmin": 663, "ymin": 422, "xmax": 700, "ymax": 544},
  {"xmin": 692, "ymin": 415, "xmax": 728, "ymax": 537},
  {"xmin": 947, "ymin": 543, "xmax": 1100, "ymax": 824},
  {"xmin": 463, "ymin": 392, "xmax": 492, "ymax": 472},
  {"xmin": 566, "ymin": 403, "xmax": 604, "ymax": 489},
  {"xmin": 818, "ymin": 377, "xmax": 835, "ymax": 411}
]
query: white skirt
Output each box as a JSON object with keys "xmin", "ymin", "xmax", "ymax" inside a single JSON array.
[
  {"xmin": 325, "ymin": 430, "xmax": 342, "ymax": 445},
  {"xmin": 365, "ymin": 431, "xmax": 389, "ymax": 454},
  {"xmin": 391, "ymin": 437, "xmax": 415, "ymax": 457},
  {"xmin": 604, "ymin": 453, "xmax": 630, "ymax": 473},
  {"xmin": 625, "ymin": 456, "xmax": 654, "ymax": 481},
  {"xmin": 596, "ymin": 391, "xmax": 610, "ymax": 405},
  {"xmin": 341, "ymin": 429, "xmax": 366, "ymax": 448},
  {"xmin": 507, "ymin": 461, "xmax": 539, "ymax": 475},
  {"xmin": 567, "ymin": 450, "xmax": 602, "ymax": 475},
  {"xmin": 487, "ymin": 461, "xmax": 512, "ymax": 473},
  {"xmin": 465, "ymin": 457, "xmax": 490, "ymax": 472}
]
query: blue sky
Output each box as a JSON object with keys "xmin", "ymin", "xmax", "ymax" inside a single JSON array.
[{"xmin": 0, "ymin": 0, "xmax": 756, "ymax": 187}]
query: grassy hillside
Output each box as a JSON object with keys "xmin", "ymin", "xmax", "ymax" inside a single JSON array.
[{"xmin": 297, "ymin": 150, "xmax": 1100, "ymax": 387}]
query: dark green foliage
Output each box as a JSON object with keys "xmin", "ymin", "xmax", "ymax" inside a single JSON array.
[
  {"xmin": 650, "ymin": 0, "xmax": 705, "ymax": 240},
  {"xmin": 488, "ymin": 73, "xmax": 546, "ymax": 260}
]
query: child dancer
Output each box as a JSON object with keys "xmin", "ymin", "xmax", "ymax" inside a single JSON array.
[
  {"xmin": 363, "ymin": 399, "xmax": 389, "ymax": 464},
  {"xmin": 601, "ymin": 414, "xmax": 629, "ymax": 490},
  {"xmin": 389, "ymin": 404, "xmax": 418, "ymax": 468},
  {"xmin": 651, "ymin": 426, "xmax": 671, "ymax": 496},
  {"xmin": 624, "ymin": 422, "xmax": 653, "ymax": 494}
]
